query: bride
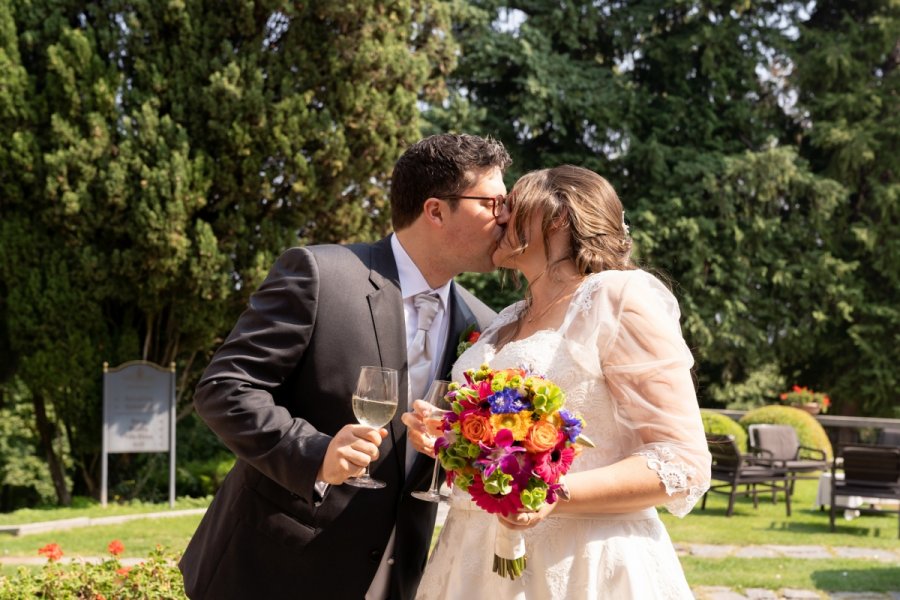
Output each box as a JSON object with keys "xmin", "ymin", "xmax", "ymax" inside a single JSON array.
[{"xmin": 406, "ymin": 165, "xmax": 711, "ymax": 599}]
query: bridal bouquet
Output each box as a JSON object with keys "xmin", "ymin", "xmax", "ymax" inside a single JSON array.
[{"xmin": 434, "ymin": 364, "xmax": 593, "ymax": 579}]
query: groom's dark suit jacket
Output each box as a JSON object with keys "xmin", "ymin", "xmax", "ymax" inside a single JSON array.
[{"xmin": 179, "ymin": 237, "xmax": 495, "ymax": 599}]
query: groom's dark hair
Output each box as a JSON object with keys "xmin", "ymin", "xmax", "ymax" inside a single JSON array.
[{"xmin": 390, "ymin": 133, "xmax": 511, "ymax": 230}]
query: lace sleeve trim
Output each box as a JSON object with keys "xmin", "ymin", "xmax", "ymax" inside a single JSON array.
[
  {"xmin": 572, "ymin": 272, "xmax": 606, "ymax": 315},
  {"xmin": 635, "ymin": 446, "xmax": 708, "ymax": 518}
]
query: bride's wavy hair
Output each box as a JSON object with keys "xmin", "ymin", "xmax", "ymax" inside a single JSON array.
[{"xmin": 504, "ymin": 165, "xmax": 637, "ymax": 278}]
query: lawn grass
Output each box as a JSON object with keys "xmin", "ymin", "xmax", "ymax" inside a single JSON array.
[
  {"xmin": 681, "ymin": 557, "xmax": 900, "ymax": 592},
  {"xmin": 0, "ymin": 496, "xmax": 211, "ymax": 526},
  {"xmin": 2, "ymin": 479, "xmax": 898, "ymax": 594},
  {"xmin": 0, "ymin": 514, "xmax": 203, "ymax": 558},
  {"xmin": 660, "ymin": 477, "xmax": 900, "ymax": 550}
]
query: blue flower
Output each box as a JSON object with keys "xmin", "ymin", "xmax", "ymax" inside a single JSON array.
[
  {"xmin": 488, "ymin": 388, "xmax": 531, "ymax": 414},
  {"xmin": 558, "ymin": 409, "xmax": 583, "ymax": 443}
]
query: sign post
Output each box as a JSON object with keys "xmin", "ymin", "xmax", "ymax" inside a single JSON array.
[{"xmin": 102, "ymin": 361, "xmax": 177, "ymax": 507}]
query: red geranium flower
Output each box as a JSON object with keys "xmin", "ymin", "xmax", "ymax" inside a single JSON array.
[
  {"xmin": 107, "ymin": 540, "xmax": 125, "ymax": 556},
  {"xmin": 38, "ymin": 543, "xmax": 63, "ymax": 562}
]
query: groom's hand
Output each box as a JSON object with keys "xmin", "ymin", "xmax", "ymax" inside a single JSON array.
[{"xmin": 317, "ymin": 425, "xmax": 388, "ymax": 485}]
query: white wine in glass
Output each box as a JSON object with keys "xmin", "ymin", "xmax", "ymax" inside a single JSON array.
[
  {"xmin": 345, "ymin": 366, "xmax": 399, "ymax": 489},
  {"xmin": 411, "ymin": 380, "xmax": 452, "ymax": 502}
]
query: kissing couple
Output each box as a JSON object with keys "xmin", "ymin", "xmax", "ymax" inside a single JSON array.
[{"xmin": 180, "ymin": 133, "xmax": 710, "ymax": 600}]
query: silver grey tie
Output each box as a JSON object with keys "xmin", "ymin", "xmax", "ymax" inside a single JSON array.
[
  {"xmin": 408, "ymin": 292, "xmax": 442, "ymax": 402},
  {"xmin": 406, "ymin": 292, "xmax": 441, "ymax": 475}
]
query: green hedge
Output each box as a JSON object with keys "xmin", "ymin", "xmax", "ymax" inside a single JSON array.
[
  {"xmin": 739, "ymin": 405, "xmax": 833, "ymax": 460},
  {"xmin": 700, "ymin": 410, "xmax": 747, "ymax": 452}
]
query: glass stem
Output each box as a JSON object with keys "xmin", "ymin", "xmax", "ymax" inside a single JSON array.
[{"xmin": 428, "ymin": 460, "xmax": 440, "ymax": 493}]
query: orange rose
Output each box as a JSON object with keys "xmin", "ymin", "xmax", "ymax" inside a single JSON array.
[
  {"xmin": 523, "ymin": 420, "xmax": 563, "ymax": 453},
  {"xmin": 460, "ymin": 413, "xmax": 494, "ymax": 445}
]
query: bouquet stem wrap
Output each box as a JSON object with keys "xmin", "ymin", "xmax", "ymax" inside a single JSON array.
[{"xmin": 493, "ymin": 526, "xmax": 526, "ymax": 580}]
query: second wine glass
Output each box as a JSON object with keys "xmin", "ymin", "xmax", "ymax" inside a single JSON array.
[
  {"xmin": 345, "ymin": 366, "xmax": 399, "ymax": 489},
  {"xmin": 411, "ymin": 379, "xmax": 452, "ymax": 502}
]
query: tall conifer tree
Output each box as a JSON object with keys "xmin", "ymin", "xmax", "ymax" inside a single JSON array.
[{"xmin": 0, "ymin": 0, "xmax": 455, "ymax": 502}]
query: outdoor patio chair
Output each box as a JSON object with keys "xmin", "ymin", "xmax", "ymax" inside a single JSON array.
[
  {"xmin": 876, "ymin": 427, "xmax": 900, "ymax": 447},
  {"xmin": 829, "ymin": 444, "xmax": 900, "ymax": 538},
  {"xmin": 748, "ymin": 424, "xmax": 828, "ymax": 498},
  {"xmin": 702, "ymin": 433, "xmax": 792, "ymax": 517}
]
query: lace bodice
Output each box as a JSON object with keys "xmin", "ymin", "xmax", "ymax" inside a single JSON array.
[{"xmin": 452, "ymin": 270, "xmax": 710, "ymax": 516}]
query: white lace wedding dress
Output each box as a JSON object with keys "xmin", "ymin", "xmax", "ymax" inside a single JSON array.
[{"xmin": 416, "ymin": 270, "xmax": 711, "ymax": 600}]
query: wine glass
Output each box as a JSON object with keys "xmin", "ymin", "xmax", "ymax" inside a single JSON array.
[
  {"xmin": 345, "ymin": 366, "xmax": 399, "ymax": 489},
  {"xmin": 411, "ymin": 380, "xmax": 452, "ymax": 502}
]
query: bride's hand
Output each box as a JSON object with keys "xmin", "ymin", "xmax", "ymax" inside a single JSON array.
[
  {"xmin": 497, "ymin": 503, "xmax": 557, "ymax": 530},
  {"xmin": 400, "ymin": 400, "xmax": 441, "ymax": 457}
]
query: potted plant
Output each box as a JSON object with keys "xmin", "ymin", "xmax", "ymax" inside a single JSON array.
[{"xmin": 779, "ymin": 385, "xmax": 831, "ymax": 415}]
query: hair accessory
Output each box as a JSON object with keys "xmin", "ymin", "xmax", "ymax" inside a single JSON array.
[{"xmin": 621, "ymin": 211, "xmax": 630, "ymax": 236}]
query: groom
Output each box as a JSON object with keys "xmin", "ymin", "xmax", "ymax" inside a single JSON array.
[{"xmin": 179, "ymin": 133, "xmax": 511, "ymax": 599}]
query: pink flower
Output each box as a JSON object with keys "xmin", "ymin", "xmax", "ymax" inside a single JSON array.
[
  {"xmin": 468, "ymin": 475, "xmax": 523, "ymax": 516},
  {"xmin": 533, "ymin": 442, "xmax": 575, "ymax": 483}
]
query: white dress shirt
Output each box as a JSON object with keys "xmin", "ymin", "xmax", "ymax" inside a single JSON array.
[{"xmin": 365, "ymin": 234, "xmax": 451, "ymax": 600}]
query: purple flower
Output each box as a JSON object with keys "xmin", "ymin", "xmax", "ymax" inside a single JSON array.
[
  {"xmin": 488, "ymin": 388, "xmax": 531, "ymax": 414},
  {"xmin": 476, "ymin": 429, "xmax": 525, "ymax": 478},
  {"xmin": 558, "ymin": 409, "xmax": 583, "ymax": 443},
  {"xmin": 547, "ymin": 481, "xmax": 565, "ymax": 504}
]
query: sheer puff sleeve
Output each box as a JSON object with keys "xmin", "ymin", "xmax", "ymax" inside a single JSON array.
[{"xmin": 592, "ymin": 270, "xmax": 711, "ymax": 517}]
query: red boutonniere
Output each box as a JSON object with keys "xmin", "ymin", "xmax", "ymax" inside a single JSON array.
[{"xmin": 457, "ymin": 324, "xmax": 481, "ymax": 357}]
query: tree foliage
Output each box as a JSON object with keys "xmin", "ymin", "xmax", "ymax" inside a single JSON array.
[
  {"xmin": 1, "ymin": 0, "xmax": 897, "ymax": 508},
  {"xmin": 788, "ymin": 0, "xmax": 900, "ymax": 415},
  {"xmin": 428, "ymin": 0, "xmax": 898, "ymax": 416},
  {"xmin": 0, "ymin": 0, "xmax": 455, "ymax": 503}
]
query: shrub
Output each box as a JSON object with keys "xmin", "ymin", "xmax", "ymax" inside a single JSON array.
[
  {"xmin": 177, "ymin": 454, "xmax": 236, "ymax": 497},
  {"xmin": 739, "ymin": 405, "xmax": 833, "ymax": 460},
  {"xmin": 700, "ymin": 410, "xmax": 747, "ymax": 451},
  {"xmin": 0, "ymin": 541, "xmax": 185, "ymax": 599}
]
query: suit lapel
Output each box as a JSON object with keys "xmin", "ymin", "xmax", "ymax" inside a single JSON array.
[{"xmin": 365, "ymin": 238, "xmax": 407, "ymax": 481}]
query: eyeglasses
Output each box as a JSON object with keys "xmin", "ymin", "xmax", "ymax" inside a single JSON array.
[{"xmin": 439, "ymin": 194, "xmax": 507, "ymax": 218}]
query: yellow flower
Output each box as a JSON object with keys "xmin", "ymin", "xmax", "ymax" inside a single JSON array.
[{"xmin": 489, "ymin": 411, "xmax": 533, "ymax": 441}]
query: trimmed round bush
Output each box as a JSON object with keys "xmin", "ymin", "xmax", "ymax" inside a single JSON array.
[
  {"xmin": 700, "ymin": 409, "xmax": 747, "ymax": 452},
  {"xmin": 739, "ymin": 405, "xmax": 833, "ymax": 460}
]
